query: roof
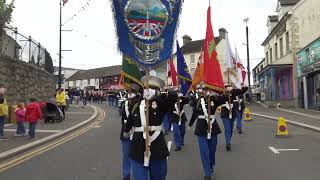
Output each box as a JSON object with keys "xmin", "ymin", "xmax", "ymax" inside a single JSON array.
[
  {"xmin": 53, "ymin": 66, "xmax": 82, "ymax": 72},
  {"xmin": 66, "ymin": 65, "xmax": 122, "ymax": 81},
  {"xmin": 279, "ymin": 0, "xmax": 300, "ymax": 6},
  {"xmin": 179, "ymin": 37, "xmax": 222, "ymax": 54},
  {"xmin": 262, "ymin": 13, "xmax": 291, "ymax": 46},
  {"xmin": 268, "ymin": 15, "xmax": 279, "ymax": 22},
  {"xmin": 252, "ymin": 58, "xmax": 266, "ymax": 71}
]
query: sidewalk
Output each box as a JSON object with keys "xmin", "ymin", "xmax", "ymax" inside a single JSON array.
[
  {"xmin": 0, "ymin": 105, "xmax": 95, "ymax": 154},
  {"xmin": 248, "ymin": 102, "xmax": 320, "ymax": 129}
]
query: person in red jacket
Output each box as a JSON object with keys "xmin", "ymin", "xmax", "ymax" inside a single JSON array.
[{"xmin": 25, "ymin": 98, "xmax": 43, "ymax": 139}]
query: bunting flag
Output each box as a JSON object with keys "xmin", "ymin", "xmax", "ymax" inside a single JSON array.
[
  {"xmin": 168, "ymin": 57, "xmax": 178, "ymax": 87},
  {"xmin": 234, "ymin": 48, "xmax": 243, "ymax": 88},
  {"xmin": 176, "ymin": 41, "xmax": 192, "ymax": 95},
  {"xmin": 120, "ymin": 55, "xmax": 144, "ymax": 88},
  {"xmin": 110, "ymin": 0, "xmax": 183, "ymax": 68},
  {"xmin": 191, "ymin": 49, "xmax": 204, "ymax": 90},
  {"xmin": 203, "ymin": 6, "xmax": 224, "ymax": 93},
  {"xmin": 63, "ymin": 0, "xmax": 69, "ymax": 6},
  {"xmin": 224, "ymin": 33, "xmax": 235, "ymax": 71}
]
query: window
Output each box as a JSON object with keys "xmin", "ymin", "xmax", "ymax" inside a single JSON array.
[
  {"xmin": 270, "ymin": 48, "xmax": 273, "ymax": 62},
  {"xmin": 266, "ymin": 52, "xmax": 269, "ymax": 64},
  {"xmin": 275, "ymin": 43, "xmax": 278, "ymax": 60},
  {"xmin": 190, "ymin": 55, "xmax": 195, "ymax": 65},
  {"xmin": 280, "ymin": 38, "xmax": 283, "ymax": 57},
  {"xmin": 286, "ymin": 32, "xmax": 290, "ymax": 52}
]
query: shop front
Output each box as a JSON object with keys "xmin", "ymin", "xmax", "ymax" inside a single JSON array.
[
  {"xmin": 257, "ymin": 65, "xmax": 293, "ymax": 103},
  {"xmin": 297, "ymin": 37, "xmax": 320, "ymax": 110}
]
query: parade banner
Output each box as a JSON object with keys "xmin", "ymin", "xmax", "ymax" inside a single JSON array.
[
  {"xmin": 176, "ymin": 41, "xmax": 192, "ymax": 95},
  {"xmin": 111, "ymin": 0, "xmax": 183, "ymax": 67},
  {"xmin": 203, "ymin": 6, "xmax": 224, "ymax": 93},
  {"xmin": 120, "ymin": 55, "xmax": 145, "ymax": 88},
  {"xmin": 168, "ymin": 57, "xmax": 178, "ymax": 87}
]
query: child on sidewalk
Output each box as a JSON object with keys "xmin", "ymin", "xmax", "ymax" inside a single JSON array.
[
  {"xmin": 25, "ymin": 98, "xmax": 43, "ymax": 139},
  {"xmin": 15, "ymin": 103, "xmax": 27, "ymax": 136}
]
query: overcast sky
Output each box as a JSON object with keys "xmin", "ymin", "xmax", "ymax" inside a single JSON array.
[{"xmin": 10, "ymin": 0, "xmax": 277, "ymax": 70}]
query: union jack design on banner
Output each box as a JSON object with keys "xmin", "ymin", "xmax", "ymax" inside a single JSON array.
[{"xmin": 127, "ymin": 19, "xmax": 166, "ymax": 39}]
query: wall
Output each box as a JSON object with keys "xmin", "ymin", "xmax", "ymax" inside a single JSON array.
[
  {"xmin": 0, "ymin": 56, "xmax": 55, "ymax": 104},
  {"xmin": 293, "ymin": 0, "xmax": 320, "ymax": 49}
]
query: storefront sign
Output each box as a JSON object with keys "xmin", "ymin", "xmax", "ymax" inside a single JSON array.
[{"xmin": 297, "ymin": 38, "xmax": 320, "ymax": 77}]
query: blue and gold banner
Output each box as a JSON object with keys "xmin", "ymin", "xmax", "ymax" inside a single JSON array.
[
  {"xmin": 111, "ymin": 0, "xmax": 183, "ymax": 68},
  {"xmin": 176, "ymin": 41, "xmax": 192, "ymax": 96}
]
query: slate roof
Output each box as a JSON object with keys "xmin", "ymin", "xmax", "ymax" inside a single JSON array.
[
  {"xmin": 279, "ymin": 0, "xmax": 300, "ymax": 6},
  {"xmin": 66, "ymin": 65, "xmax": 122, "ymax": 81},
  {"xmin": 179, "ymin": 37, "xmax": 222, "ymax": 54}
]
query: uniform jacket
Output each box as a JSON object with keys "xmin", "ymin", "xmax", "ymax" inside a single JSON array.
[
  {"xmin": 220, "ymin": 88, "xmax": 247, "ymax": 120},
  {"xmin": 25, "ymin": 102, "xmax": 43, "ymax": 123},
  {"xmin": 189, "ymin": 95, "xmax": 226, "ymax": 137},
  {"xmin": 56, "ymin": 92, "xmax": 66, "ymax": 106},
  {"xmin": 0, "ymin": 97, "xmax": 8, "ymax": 117},
  {"xmin": 232, "ymin": 87, "xmax": 248, "ymax": 112},
  {"xmin": 125, "ymin": 93, "xmax": 175, "ymax": 164},
  {"xmin": 120, "ymin": 98, "xmax": 141, "ymax": 141},
  {"xmin": 170, "ymin": 96, "xmax": 189, "ymax": 124}
]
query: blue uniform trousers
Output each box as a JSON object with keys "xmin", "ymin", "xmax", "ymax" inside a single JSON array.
[
  {"xmin": 197, "ymin": 135, "xmax": 218, "ymax": 177},
  {"xmin": 162, "ymin": 113, "xmax": 171, "ymax": 133},
  {"xmin": 121, "ymin": 139, "xmax": 131, "ymax": 179},
  {"xmin": 222, "ymin": 118, "xmax": 235, "ymax": 145},
  {"xmin": 172, "ymin": 122, "xmax": 186, "ymax": 149},
  {"xmin": 131, "ymin": 159, "xmax": 167, "ymax": 180},
  {"xmin": 236, "ymin": 110, "xmax": 243, "ymax": 131}
]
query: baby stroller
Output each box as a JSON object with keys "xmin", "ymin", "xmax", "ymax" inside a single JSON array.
[{"xmin": 43, "ymin": 99, "xmax": 64, "ymax": 123}]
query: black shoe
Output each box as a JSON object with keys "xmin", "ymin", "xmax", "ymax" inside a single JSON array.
[
  {"xmin": 181, "ymin": 143, "xmax": 184, "ymax": 146},
  {"xmin": 204, "ymin": 176, "xmax": 211, "ymax": 180},
  {"xmin": 238, "ymin": 129, "xmax": 242, "ymax": 134},
  {"xmin": 174, "ymin": 147, "xmax": 181, "ymax": 151},
  {"xmin": 226, "ymin": 144, "xmax": 231, "ymax": 151},
  {"xmin": 123, "ymin": 176, "xmax": 130, "ymax": 180},
  {"xmin": 0, "ymin": 136, "xmax": 9, "ymax": 140}
]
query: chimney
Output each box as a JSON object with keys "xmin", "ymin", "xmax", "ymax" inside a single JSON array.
[
  {"xmin": 218, "ymin": 28, "xmax": 227, "ymax": 39},
  {"xmin": 182, "ymin": 35, "xmax": 192, "ymax": 46}
]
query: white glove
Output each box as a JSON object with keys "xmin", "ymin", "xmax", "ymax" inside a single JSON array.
[
  {"xmin": 178, "ymin": 93, "xmax": 183, "ymax": 97},
  {"xmin": 123, "ymin": 132, "xmax": 130, "ymax": 139},
  {"xmin": 143, "ymin": 89, "xmax": 156, "ymax": 100}
]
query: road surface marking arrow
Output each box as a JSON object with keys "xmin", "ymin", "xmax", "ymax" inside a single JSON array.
[{"xmin": 269, "ymin": 146, "xmax": 300, "ymax": 154}]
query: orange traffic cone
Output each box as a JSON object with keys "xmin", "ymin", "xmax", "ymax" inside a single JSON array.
[
  {"xmin": 276, "ymin": 117, "xmax": 289, "ymax": 137},
  {"xmin": 244, "ymin": 108, "xmax": 252, "ymax": 121}
]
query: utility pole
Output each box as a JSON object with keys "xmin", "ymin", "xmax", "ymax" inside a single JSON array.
[
  {"xmin": 244, "ymin": 18, "xmax": 252, "ymax": 102},
  {"xmin": 58, "ymin": 0, "xmax": 62, "ymax": 89}
]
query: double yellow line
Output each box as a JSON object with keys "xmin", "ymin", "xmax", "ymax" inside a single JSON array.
[{"xmin": 0, "ymin": 106, "xmax": 106, "ymax": 173}]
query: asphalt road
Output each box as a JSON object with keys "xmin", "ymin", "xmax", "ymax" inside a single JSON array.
[{"xmin": 0, "ymin": 104, "xmax": 320, "ymax": 180}]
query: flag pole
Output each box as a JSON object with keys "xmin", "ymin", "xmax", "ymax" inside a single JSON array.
[
  {"xmin": 58, "ymin": 0, "xmax": 62, "ymax": 89},
  {"xmin": 144, "ymin": 68, "xmax": 151, "ymax": 167}
]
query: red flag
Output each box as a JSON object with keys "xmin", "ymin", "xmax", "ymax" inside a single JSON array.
[
  {"xmin": 168, "ymin": 58, "xmax": 178, "ymax": 87},
  {"xmin": 63, "ymin": 0, "xmax": 69, "ymax": 6},
  {"xmin": 203, "ymin": 6, "xmax": 224, "ymax": 93}
]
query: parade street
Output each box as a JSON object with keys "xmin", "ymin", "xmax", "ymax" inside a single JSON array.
[{"xmin": 0, "ymin": 104, "xmax": 319, "ymax": 180}]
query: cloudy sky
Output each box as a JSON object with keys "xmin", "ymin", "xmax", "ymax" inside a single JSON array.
[{"xmin": 10, "ymin": 0, "xmax": 277, "ymax": 70}]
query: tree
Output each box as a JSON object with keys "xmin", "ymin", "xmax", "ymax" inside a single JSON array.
[
  {"xmin": 0, "ymin": 0, "xmax": 15, "ymax": 54},
  {"xmin": 44, "ymin": 50, "xmax": 54, "ymax": 74}
]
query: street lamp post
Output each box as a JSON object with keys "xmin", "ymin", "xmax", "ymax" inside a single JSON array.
[
  {"xmin": 244, "ymin": 18, "xmax": 252, "ymax": 102},
  {"xmin": 58, "ymin": 0, "xmax": 62, "ymax": 89}
]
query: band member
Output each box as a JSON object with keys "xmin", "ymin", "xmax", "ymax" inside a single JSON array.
[
  {"xmin": 171, "ymin": 91, "xmax": 188, "ymax": 151},
  {"xmin": 233, "ymin": 86, "xmax": 249, "ymax": 134},
  {"xmin": 124, "ymin": 76, "xmax": 175, "ymax": 180},
  {"xmin": 120, "ymin": 83, "xmax": 142, "ymax": 180},
  {"xmin": 189, "ymin": 84, "xmax": 226, "ymax": 180}
]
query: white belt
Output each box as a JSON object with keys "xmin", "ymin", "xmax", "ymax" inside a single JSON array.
[
  {"xmin": 134, "ymin": 126, "xmax": 163, "ymax": 132},
  {"xmin": 173, "ymin": 110, "xmax": 185, "ymax": 115},
  {"xmin": 198, "ymin": 115, "xmax": 215, "ymax": 119},
  {"xmin": 233, "ymin": 100, "xmax": 239, "ymax": 102},
  {"xmin": 221, "ymin": 104, "xmax": 227, "ymax": 107}
]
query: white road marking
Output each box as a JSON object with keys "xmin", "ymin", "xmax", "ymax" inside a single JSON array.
[
  {"xmin": 92, "ymin": 125, "xmax": 101, "ymax": 128},
  {"xmin": 277, "ymin": 149, "xmax": 300, "ymax": 151},
  {"xmin": 269, "ymin": 146, "xmax": 300, "ymax": 154},
  {"xmin": 4, "ymin": 129, "xmax": 62, "ymax": 133},
  {"xmin": 269, "ymin": 147, "xmax": 280, "ymax": 154}
]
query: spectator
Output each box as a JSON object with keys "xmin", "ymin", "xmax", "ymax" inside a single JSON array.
[
  {"xmin": 83, "ymin": 90, "xmax": 88, "ymax": 107},
  {"xmin": 74, "ymin": 89, "xmax": 81, "ymax": 107},
  {"xmin": 25, "ymin": 97, "xmax": 43, "ymax": 139},
  {"xmin": 15, "ymin": 103, "xmax": 27, "ymax": 136},
  {"xmin": 0, "ymin": 88, "xmax": 8, "ymax": 140},
  {"xmin": 56, "ymin": 88, "xmax": 66, "ymax": 120}
]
